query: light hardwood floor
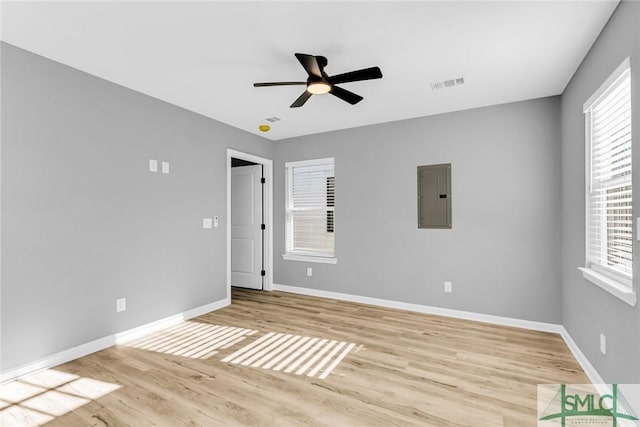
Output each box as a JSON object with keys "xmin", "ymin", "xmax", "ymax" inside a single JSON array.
[{"xmin": 3, "ymin": 289, "xmax": 588, "ymax": 426}]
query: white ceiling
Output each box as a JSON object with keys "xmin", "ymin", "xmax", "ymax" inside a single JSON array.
[{"xmin": 1, "ymin": 1, "xmax": 618, "ymax": 141}]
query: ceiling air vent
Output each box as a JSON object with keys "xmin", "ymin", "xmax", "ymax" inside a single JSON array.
[
  {"xmin": 265, "ymin": 116, "xmax": 282, "ymax": 123},
  {"xmin": 431, "ymin": 77, "xmax": 465, "ymax": 91}
]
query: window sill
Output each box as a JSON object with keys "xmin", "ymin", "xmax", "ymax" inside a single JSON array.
[
  {"xmin": 282, "ymin": 254, "xmax": 337, "ymax": 264},
  {"xmin": 578, "ymin": 267, "xmax": 636, "ymax": 307}
]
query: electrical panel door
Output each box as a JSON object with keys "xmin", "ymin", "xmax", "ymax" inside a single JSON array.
[{"xmin": 418, "ymin": 164, "xmax": 452, "ymax": 229}]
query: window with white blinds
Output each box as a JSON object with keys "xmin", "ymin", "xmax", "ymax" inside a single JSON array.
[
  {"xmin": 585, "ymin": 59, "xmax": 632, "ymax": 286},
  {"xmin": 285, "ymin": 158, "xmax": 335, "ymax": 258}
]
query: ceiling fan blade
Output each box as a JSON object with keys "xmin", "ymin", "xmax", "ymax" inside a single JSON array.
[
  {"xmin": 290, "ymin": 91, "xmax": 313, "ymax": 108},
  {"xmin": 254, "ymin": 82, "xmax": 306, "ymax": 87},
  {"xmin": 330, "ymin": 85, "xmax": 363, "ymax": 105},
  {"xmin": 328, "ymin": 67, "xmax": 383, "ymax": 85},
  {"xmin": 295, "ymin": 53, "xmax": 323, "ymax": 78}
]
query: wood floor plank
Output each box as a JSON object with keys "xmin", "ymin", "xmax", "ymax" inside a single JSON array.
[{"xmin": 1, "ymin": 288, "xmax": 589, "ymax": 426}]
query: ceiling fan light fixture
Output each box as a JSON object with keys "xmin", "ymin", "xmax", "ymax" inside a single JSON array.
[
  {"xmin": 253, "ymin": 53, "xmax": 382, "ymax": 107},
  {"xmin": 307, "ymin": 81, "xmax": 331, "ymax": 94}
]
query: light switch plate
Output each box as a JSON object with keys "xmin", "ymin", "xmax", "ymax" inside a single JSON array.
[
  {"xmin": 203, "ymin": 218, "xmax": 213, "ymax": 229},
  {"xmin": 161, "ymin": 161, "xmax": 170, "ymax": 174},
  {"xmin": 307, "ymin": 267, "xmax": 313, "ymax": 277},
  {"xmin": 600, "ymin": 333, "xmax": 606, "ymax": 355},
  {"xmin": 149, "ymin": 159, "xmax": 158, "ymax": 172},
  {"xmin": 116, "ymin": 297, "xmax": 126, "ymax": 313}
]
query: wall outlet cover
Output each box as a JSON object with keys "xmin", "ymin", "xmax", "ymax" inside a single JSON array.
[
  {"xmin": 161, "ymin": 161, "xmax": 170, "ymax": 174},
  {"xmin": 116, "ymin": 298, "xmax": 126, "ymax": 313},
  {"xmin": 149, "ymin": 159, "xmax": 158, "ymax": 173},
  {"xmin": 307, "ymin": 267, "xmax": 313, "ymax": 277},
  {"xmin": 203, "ymin": 218, "xmax": 213, "ymax": 229},
  {"xmin": 444, "ymin": 281, "xmax": 453, "ymax": 293}
]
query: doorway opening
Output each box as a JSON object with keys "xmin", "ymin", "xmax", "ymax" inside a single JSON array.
[{"xmin": 226, "ymin": 149, "xmax": 273, "ymax": 300}]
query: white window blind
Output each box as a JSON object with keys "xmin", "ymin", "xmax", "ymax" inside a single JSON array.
[
  {"xmin": 286, "ymin": 158, "xmax": 335, "ymax": 258},
  {"xmin": 585, "ymin": 61, "xmax": 632, "ymax": 285}
]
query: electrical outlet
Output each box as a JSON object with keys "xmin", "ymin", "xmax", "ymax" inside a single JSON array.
[
  {"xmin": 600, "ymin": 333, "xmax": 606, "ymax": 355},
  {"xmin": 149, "ymin": 159, "xmax": 158, "ymax": 172},
  {"xmin": 444, "ymin": 281, "xmax": 452, "ymax": 293},
  {"xmin": 307, "ymin": 267, "xmax": 313, "ymax": 277},
  {"xmin": 161, "ymin": 161, "xmax": 170, "ymax": 174},
  {"xmin": 116, "ymin": 297, "xmax": 126, "ymax": 313}
]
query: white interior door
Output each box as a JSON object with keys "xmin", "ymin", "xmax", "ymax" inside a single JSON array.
[{"xmin": 231, "ymin": 165, "xmax": 263, "ymax": 289}]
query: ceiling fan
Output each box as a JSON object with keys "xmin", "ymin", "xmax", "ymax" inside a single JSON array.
[{"xmin": 253, "ymin": 53, "xmax": 383, "ymax": 108}]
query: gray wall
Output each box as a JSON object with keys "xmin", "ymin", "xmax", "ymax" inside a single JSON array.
[
  {"xmin": 561, "ymin": 1, "xmax": 640, "ymax": 383},
  {"xmin": 273, "ymin": 97, "xmax": 563, "ymax": 324},
  {"xmin": 0, "ymin": 43, "xmax": 273, "ymax": 370}
]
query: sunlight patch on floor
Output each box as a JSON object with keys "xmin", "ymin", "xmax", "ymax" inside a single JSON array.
[
  {"xmin": 124, "ymin": 321, "xmax": 258, "ymax": 359},
  {"xmin": 0, "ymin": 369, "xmax": 120, "ymax": 427},
  {"xmin": 222, "ymin": 332, "xmax": 357, "ymax": 379}
]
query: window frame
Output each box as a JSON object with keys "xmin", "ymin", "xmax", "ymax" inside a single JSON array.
[
  {"xmin": 579, "ymin": 57, "xmax": 636, "ymax": 306},
  {"xmin": 283, "ymin": 157, "xmax": 337, "ymax": 264}
]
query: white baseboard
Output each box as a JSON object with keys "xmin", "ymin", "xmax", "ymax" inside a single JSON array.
[
  {"xmin": 0, "ymin": 297, "xmax": 230, "ymax": 384},
  {"xmin": 272, "ymin": 284, "xmax": 606, "ymax": 387},
  {"xmin": 4, "ymin": 284, "xmax": 608, "ymax": 393},
  {"xmin": 272, "ymin": 284, "xmax": 562, "ymax": 333},
  {"xmin": 559, "ymin": 326, "xmax": 606, "ymax": 387}
]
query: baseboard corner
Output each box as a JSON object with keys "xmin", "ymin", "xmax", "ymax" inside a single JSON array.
[{"xmin": 559, "ymin": 326, "xmax": 606, "ymax": 386}]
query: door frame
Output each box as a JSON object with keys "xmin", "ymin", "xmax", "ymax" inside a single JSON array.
[{"xmin": 226, "ymin": 149, "xmax": 273, "ymax": 297}]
